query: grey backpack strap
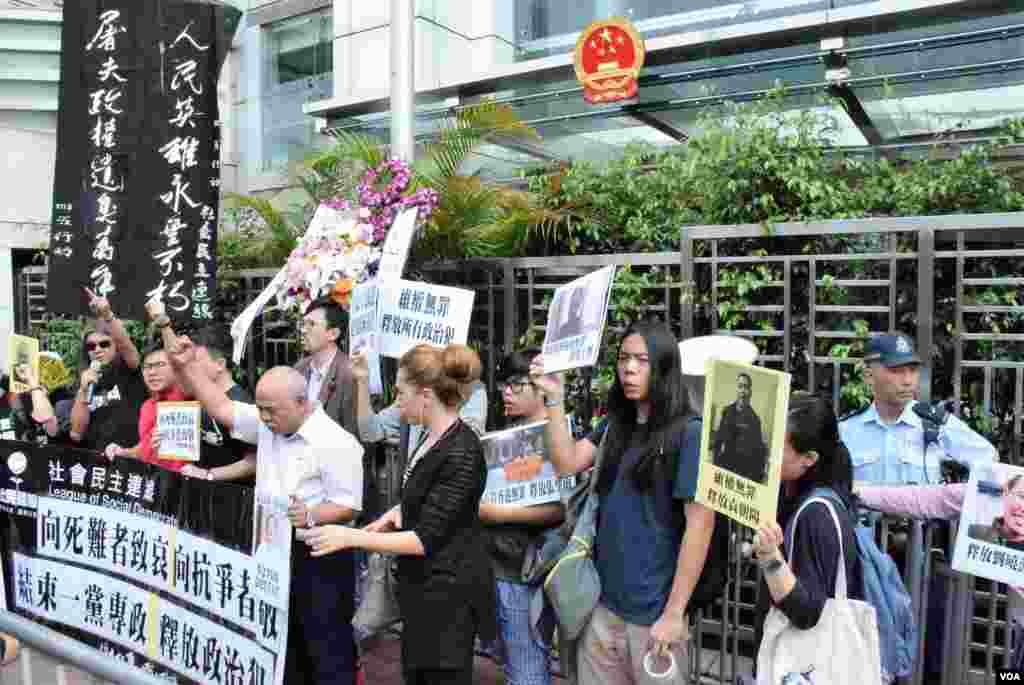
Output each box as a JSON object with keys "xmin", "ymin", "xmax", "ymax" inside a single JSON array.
[{"xmin": 587, "ymin": 420, "xmax": 612, "ymax": 498}]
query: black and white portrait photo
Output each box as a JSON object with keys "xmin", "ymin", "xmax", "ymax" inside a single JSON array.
[
  {"xmin": 542, "ymin": 265, "xmax": 616, "ymax": 373},
  {"xmin": 711, "ymin": 370, "xmax": 772, "ymax": 484}
]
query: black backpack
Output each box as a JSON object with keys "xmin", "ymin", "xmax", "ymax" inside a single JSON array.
[{"xmin": 671, "ymin": 416, "xmax": 730, "ymax": 614}]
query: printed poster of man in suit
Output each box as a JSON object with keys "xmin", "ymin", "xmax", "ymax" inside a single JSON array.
[
  {"xmin": 711, "ymin": 370, "xmax": 771, "ymax": 484},
  {"xmin": 549, "ymin": 284, "xmax": 604, "ymax": 342}
]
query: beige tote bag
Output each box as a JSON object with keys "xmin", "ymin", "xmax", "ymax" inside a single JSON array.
[{"xmin": 756, "ymin": 497, "xmax": 882, "ymax": 685}]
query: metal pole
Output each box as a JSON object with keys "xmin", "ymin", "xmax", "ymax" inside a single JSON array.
[
  {"xmin": 0, "ymin": 611, "xmax": 168, "ymax": 685},
  {"xmin": 390, "ymin": 0, "xmax": 415, "ymax": 162}
]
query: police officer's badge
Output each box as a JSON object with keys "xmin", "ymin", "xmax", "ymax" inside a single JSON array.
[{"xmin": 896, "ymin": 336, "xmax": 911, "ymax": 353}]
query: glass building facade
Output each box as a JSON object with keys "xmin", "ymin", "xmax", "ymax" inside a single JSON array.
[{"xmin": 289, "ymin": 1, "xmax": 1024, "ymax": 185}]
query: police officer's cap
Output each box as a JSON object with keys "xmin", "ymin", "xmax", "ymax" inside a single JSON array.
[{"xmin": 863, "ymin": 334, "xmax": 921, "ymax": 368}]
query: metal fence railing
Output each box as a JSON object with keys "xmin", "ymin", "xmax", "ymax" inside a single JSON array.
[{"xmin": 14, "ymin": 210, "xmax": 1024, "ymax": 684}]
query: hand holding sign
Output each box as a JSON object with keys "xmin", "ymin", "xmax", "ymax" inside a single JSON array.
[
  {"xmin": 528, "ymin": 355, "xmax": 565, "ymax": 404},
  {"xmin": 752, "ymin": 522, "xmax": 785, "ymax": 562},
  {"xmin": 14, "ymin": 363, "xmax": 35, "ymax": 388},
  {"xmin": 287, "ymin": 496, "xmax": 309, "ymax": 530},
  {"xmin": 350, "ymin": 350, "xmax": 370, "ymax": 383}
]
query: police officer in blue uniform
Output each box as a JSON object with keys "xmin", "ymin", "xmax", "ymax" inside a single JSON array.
[
  {"xmin": 841, "ymin": 333, "xmax": 996, "ymax": 682},
  {"xmin": 840, "ymin": 334, "xmax": 995, "ymax": 486}
]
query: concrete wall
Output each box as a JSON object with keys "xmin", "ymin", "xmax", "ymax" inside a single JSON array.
[
  {"xmin": 332, "ymin": 1, "xmax": 516, "ymax": 104},
  {"xmin": 0, "ymin": 9, "xmax": 61, "ymax": 364}
]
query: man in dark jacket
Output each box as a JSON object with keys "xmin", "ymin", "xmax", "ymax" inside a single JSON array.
[
  {"xmin": 294, "ymin": 297, "xmax": 359, "ymax": 439},
  {"xmin": 712, "ymin": 372, "xmax": 769, "ymax": 483}
]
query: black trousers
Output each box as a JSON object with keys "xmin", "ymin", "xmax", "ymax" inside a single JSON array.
[
  {"xmin": 286, "ymin": 539, "xmax": 357, "ymax": 685},
  {"xmin": 403, "ymin": 668, "xmax": 472, "ymax": 685}
]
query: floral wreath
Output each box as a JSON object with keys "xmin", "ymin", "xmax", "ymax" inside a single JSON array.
[{"xmin": 278, "ymin": 157, "xmax": 438, "ymax": 314}]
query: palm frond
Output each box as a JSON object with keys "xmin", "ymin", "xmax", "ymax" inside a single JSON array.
[
  {"xmin": 425, "ymin": 101, "xmax": 539, "ymax": 180},
  {"xmin": 318, "ymin": 130, "xmax": 387, "ymax": 172}
]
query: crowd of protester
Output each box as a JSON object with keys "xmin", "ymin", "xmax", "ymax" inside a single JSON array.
[{"xmin": 0, "ymin": 284, "xmax": 1006, "ymax": 685}]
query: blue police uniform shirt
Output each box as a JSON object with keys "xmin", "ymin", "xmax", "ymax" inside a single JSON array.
[{"xmin": 839, "ymin": 401, "xmax": 996, "ymax": 485}]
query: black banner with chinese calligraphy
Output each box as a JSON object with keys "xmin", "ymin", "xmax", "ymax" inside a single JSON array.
[
  {"xmin": 49, "ymin": 1, "xmax": 238, "ymax": 322},
  {"xmin": 0, "ymin": 440, "xmax": 289, "ymax": 685}
]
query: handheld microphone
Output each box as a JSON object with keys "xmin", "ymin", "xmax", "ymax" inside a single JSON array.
[{"xmin": 85, "ymin": 360, "xmax": 103, "ymax": 404}]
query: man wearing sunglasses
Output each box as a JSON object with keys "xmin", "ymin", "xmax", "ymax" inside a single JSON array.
[{"xmin": 69, "ymin": 288, "xmax": 145, "ymax": 453}]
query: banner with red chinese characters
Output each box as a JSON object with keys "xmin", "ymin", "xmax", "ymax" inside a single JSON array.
[
  {"xmin": 573, "ymin": 17, "xmax": 646, "ymax": 104},
  {"xmin": 48, "ymin": 1, "xmax": 239, "ymax": 322},
  {"xmin": 0, "ymin": 440, "xmax": 288, "ymax": 685}
]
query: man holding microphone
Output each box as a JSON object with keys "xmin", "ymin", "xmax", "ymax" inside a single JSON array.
[{"xmin": 69, "ymin": 287, "xmax": 146, "ymax": 452}]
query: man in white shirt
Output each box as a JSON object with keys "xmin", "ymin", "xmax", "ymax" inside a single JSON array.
[{"xmin": 168, "ymin": 337, "xmax": 363, "ymax": 685}]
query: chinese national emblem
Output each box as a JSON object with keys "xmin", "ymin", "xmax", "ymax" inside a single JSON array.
[{"xmin": 574, "ymin": 17, "xmax": 645, "ymax": 104}]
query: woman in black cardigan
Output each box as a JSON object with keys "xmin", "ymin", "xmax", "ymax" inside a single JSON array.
[
  {"xmin": 307, "ymin": 343, "xmax": 496, "ymax": 685},
  {"xmin": 749, "ymin": 393, "xmax": 864, "ymax": 678}
]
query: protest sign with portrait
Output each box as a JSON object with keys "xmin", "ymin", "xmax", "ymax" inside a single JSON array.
[
  {"xmin": 953, "ymin": 463, "xmax": 1024, "ymax": 587},
  {"xmin": 480, "ymin": 419, "xmax": 576, "ymax": 508},
  {"xmin": 541, "ymin": 265, "xmax": 616, "ymax": 374},
  {"xmin": 696, "ymin": 359, "xmax": 790, "ymax": 529},
  {"xmin": 7, "ymin": 334, "xmax": 39, "ymax": 394}
]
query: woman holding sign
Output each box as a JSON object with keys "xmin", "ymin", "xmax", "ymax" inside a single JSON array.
[
  {"xmin": 749, "ymin": 394, "xmax": 865, "ymax": 679},
  {"xmin": 306, "ymin": 344, "xmax": 496, "ymax": 685}
]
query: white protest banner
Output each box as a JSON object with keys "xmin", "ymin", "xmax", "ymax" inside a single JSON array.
[
  {"xmin": 230, "ymin": 204, "xmax": 353, "ymax": 365},
  {"xmin": 480, "ymin": 419, "xmax": 576, "ymax": 507},
  {"xmin": 953, "ymin": 463, "xmax": 1024, "ymax": 590},
  {"xmin": 15, "ymin": 553, "xmax": 276, "ymax": 683},
  {"xmin": 377, "ymin": 208, "xmax": 418, "ymax": 281},
  {"xmin": 230, "ymin": 267, "xmax": 286, "ymax": 365},
  {"xmin": 376, "ymin": 280, "xmax": 476, "ymax": 359},
  {"xmin": 0, "ymin": 441, "xmax": 291, "ymax": 685},
  {"xmin": 349, "ymin": 279, "xmax": 383, "ymax": 395},
  {"xmin": 156, "ymin": 401, "xmax": 202, "ymax": 462},
  {"xmin": 541, "ymin": 265, "xmax": 616, "ymax": 374}
]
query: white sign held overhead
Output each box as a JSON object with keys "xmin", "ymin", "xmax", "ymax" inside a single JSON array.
[
  {"xmin": 377, "ymin": 209, "xmax": 418, "ymax": 281},
  {"xmin": 541, "ymin": 265, "xmax": 617, "ymax": 374},
  {"xmin": 349, "ymin": 279, "xmax": 383, "ymax": 395},
  {"xmin": 376, "ymin": 280, "xmax": 476, "ymax": 359}
]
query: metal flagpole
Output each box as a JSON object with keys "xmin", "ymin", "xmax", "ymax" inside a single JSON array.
[{"xmin": 389, "ymin": 0, "xmax": 415, "ymax": 162}]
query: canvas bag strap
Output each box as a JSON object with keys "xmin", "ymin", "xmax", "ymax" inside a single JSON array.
[
  {"xmin": 586, "ymin": 419, "xmax": 612, "ymax": 499},
  {"xmin": 786, "ymin": 494, "xmax": 849, "ymax": 600}
]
